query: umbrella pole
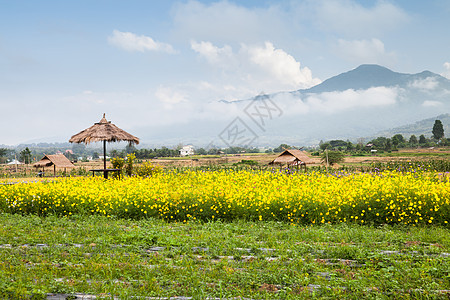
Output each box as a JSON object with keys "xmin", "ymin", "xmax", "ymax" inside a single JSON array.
[{"xmin": 103, "ymin": 140, "xmax": 107, "ymax": 179}]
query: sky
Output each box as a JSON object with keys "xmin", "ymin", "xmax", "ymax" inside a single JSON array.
[{"xmin": 1, "ymin": 0, "xmax": 450, "ymax": 145}]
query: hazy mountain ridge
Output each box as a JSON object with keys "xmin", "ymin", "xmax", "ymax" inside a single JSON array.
[
  {"xmin": 5, "ymin": 65, "xmax": 448, "ymax": 148},
  {"xmin": 136, "ymin": 64, "xmax": 450, "ymax": 147},
  {"xmin": 300, "ymin": 64, "xmax": 450, "ymax": 93},
  {"xmin": 371, "ymin": 113, "xmax": 450, "ymax": 140},
  {"xmin": 231, "ymin": 64, "xmax": 450, "ymax": 146}
]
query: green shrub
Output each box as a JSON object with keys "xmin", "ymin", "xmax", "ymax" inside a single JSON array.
[
  {"xmin": 110, "ymin": 157, "xmax": 125, "ymax": 178},
  {"xmin": 233, "ymin": 159, "xmax": 258, "ymax": 166},
  {"xmin": 125, "ymin": 153, "xmax": 135, "ymax": 176},
  {"xmin": 135, "ymin": 161, "xmax": 162, "ymax": 177},
  {"xmin": 321, "ymin": 151, "xmax": 345, "ymax": 166},
  {"xmin": 111, "ymin": 157, "xmax": 125, "ymax": 169}
]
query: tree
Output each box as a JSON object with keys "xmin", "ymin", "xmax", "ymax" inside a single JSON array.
[
  {"xmin": 196, "ymin": 148, "xmax": 207, "ymax": 155},
  {"xmin": 419, "ymin": 134, "xmax": 427, "ymax": 145},
  {"xmin": 432, "ymin": 120, "xmax": 444, "ymax": 141},
  {"xmin": 0, "ymin": 148, "xmax": 8, "ymax": 157},
  {"xmin": 346, "ymin": 141, "xmax": 354, "ymax": 151},
  {"xmin": 392, "ymin": 134, "xmax": 405, "ymax": 148},
  {"xmin": 320, "ymin": 142, "xmax": 330, "ymax": 151},
  {"xmin": 409, "ymin": 135, "xmax": 418, "ymax": 145},
  {"xmin": 273, "ymin": 144, "xmax": 291, "ymax": 153},
  {"xmin": 20, "ymin": 147, "xmax": 32, "ymax": 164},
  {"xmin": 0, "ymin": 148, "xmax": 8, "ymax": 164},
  {"xmin": 320, "ymin": 151, "xmax": 345, "ymax": 166},
  {"xmin": 125, "ymin": 144, "xmax": 136, "ymax": 154},
  {"xmin": 384, "ymin": 139, "xmax": 392, "ymax": 151},
  {"xmin": 370, "ymin": 137, "xmax": 388, "ymax": 149},
  {"xmin": 72, "ymin": 143, "xmax": 86, "ymax": 155},
  {"xmin": 329, "ymin": 140, "xmax": 347, "ymax": 149}
]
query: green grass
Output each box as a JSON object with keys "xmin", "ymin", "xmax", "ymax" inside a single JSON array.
[
  {"xmin": 378, "ymin": 152, "xmax": 450, "ymax": 158},
  {"xmin": 0, "ymin": 214, "xmax": 449, "ymax": 299}
]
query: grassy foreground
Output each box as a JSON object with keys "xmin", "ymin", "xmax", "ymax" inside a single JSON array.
[{"xmin": 0, "ymin": 214, "xmax": 449, "ymax": 299}]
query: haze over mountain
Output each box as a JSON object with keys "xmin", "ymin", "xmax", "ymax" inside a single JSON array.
[
  {"xmin": 136, "ymin": 64, "xmax": 450, "ymax": 147},
  {"xmin": 371, "ymin": 113, "xmax": 450, "ymax": 140}
]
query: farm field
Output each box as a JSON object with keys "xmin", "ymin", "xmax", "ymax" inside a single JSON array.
[
  {"xmin": 2, "ymin": 147, "xmax": 450, "ymax": 178},
  {"xmin": 0, "ymin": 148, "xmax": 449, "ymax": 298},
  {"xmin": 0, "ymin": 214, "xmax": 449, "ymax": 299}
]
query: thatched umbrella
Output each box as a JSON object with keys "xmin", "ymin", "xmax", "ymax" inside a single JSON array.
[{"xmin": 69, "ymin": 114, "xmax": 139, "ymax": 178}]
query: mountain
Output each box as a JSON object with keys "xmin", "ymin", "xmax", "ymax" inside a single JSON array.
[
  {"xmin": 302, "ymin": 64, "xmax": 450, "ymax": 93},
  {"xmin": 372, "ymin": 113, "xmax": 450, "ymax": 139},
  {"xmin": 137, "ymin": 64, "xmax": 450, "ymax": 147}
]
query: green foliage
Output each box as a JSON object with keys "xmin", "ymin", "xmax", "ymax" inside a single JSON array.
[
  {"xmin": 125, "ymin": 153, "xmax": 135, "ymax": 176},
  {"xmin": 328, "ymin": 140, "xmax": 348, "ymax": 148},
  {"xmin": 273, "ymin": 144, "xmax": 291, "ymax": 153},
  {"xmin": 319, "ymin": 142, "xmax": 330, "ymax": 150},
  {"xmin": 71, "ymin": 143, "xmax": 86, "ymax": 155},
  {"xmin": 110, "ymin": 157, "xmax": 124, "ymax": 169},
  {"xmin": 391, "ymin": 134, "xmax": 405, "ymax": 147},
  {"xmin": 419, "ymin": 134, "xmax": 427, "ymax": 144},
  {"xmin": 70, "ymin": 167, "xmax": 89, "ymax": 176},
  {"xmin": 0, "ymin": 148, "xmax": 8, "ymax": 157},
  {"xmin": 233, "ymin": 159, "xmax": 259, "ymax": 166},
  {"xmin": 409, "ymin": 134, "xmax": 418, "ymax": 145},
  {"xmin": 320, "ymin": 150, "xmax": 345, "ymax": 165},
  {"xmin": 371, "ymin": 159, "xmax": 450, "ymax": 172},
  {"xmin": 196, "ymin": 148, "xmax": 207, "ymax": 155},
  {"xmin": 432, "ymin": 119, "xmax": 445, "ymax": 140},
  {"xmin": 19, "ymin": 147, "xmax": 32, "ymax": 164},
  {"xmin": 134, "ymin": 161, "xmax": 163, "ymax": 177},
  {"xmin": 110, "ymin": 157, "xmax": 124, "ymax": 178}
]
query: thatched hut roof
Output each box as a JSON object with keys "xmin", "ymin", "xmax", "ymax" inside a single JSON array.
[
  {"xmin": 33, "ymin": 154, "xmax": 75, "ymax": 168},
  {"xmin": 269, "ymin": 149, "xmax": 313, "ymax": 165},
  {"xmin": 69, "ymin": 114, "xmax": 139, "ymax": 145}
]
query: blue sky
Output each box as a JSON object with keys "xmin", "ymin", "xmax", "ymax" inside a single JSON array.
[{"xmin": 1, "ymin": 0, "xmax": 450, "ymax": 145}]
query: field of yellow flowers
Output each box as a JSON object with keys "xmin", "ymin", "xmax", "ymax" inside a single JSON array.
[{"xmin": 1, "ymin": 169, "xmax": 449, "ymax": 226}]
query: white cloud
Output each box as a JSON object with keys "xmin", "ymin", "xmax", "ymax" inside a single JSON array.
[
  {"xmin": 309, "ymin": 0, "xmax": 409, "ymax": 37},
  {"xmin": 108, "ymin": 30, "xmax": 175, "ymax": 53},
  {"xmin": 408, "ymin": 77, "xmax": 439, "ymax": 90},
  {"xmin": 190, "ymin": 41, "xmax": 233, "ymax": 65},
  {"xmin": 334, "ymin": 38, "xmax": 396, "ymax": 65},
  {"xmin": 172, "ymin": 1, "xmax": 289, "ymax": 44},
  {"xmin": 442, "ymin": 62, "xmax": 450, "ymax": 79},
  {"xmin": 276, "ymin": 87, "xmax": 398, "ymax": 115},
  {"xmin": 191, "ymin": 40, "xmax": 321, "ymax": 91},
  {"xmin": 155, "ymin": 86, "xmax": 187, "ymax": 107},
  {"xmin": 245, "ymin": 42, "xmax": 321, "ymax": 89},
  {"xmin": 422, "ymin": 100, "xmax": 443, "ymax": 107}
]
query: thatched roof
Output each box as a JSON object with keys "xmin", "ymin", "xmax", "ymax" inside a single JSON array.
[
  {"xmin": 69, "ymin": 114, "xmax": 140, "ymax": 145},
  {"xmin": 33, "ymin": 154, "xmax": 75, "ymax": 168},
  {"xmin": 269, "ymin": 149, "xmax": 313, "ymax": 165}
]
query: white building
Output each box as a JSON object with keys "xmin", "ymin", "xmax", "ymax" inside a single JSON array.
[{"xmin": 179, "ymin": 145, "xmax": 195, "ymax": 156}]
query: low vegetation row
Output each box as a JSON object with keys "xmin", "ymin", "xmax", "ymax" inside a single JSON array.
[{"xmin": 1, "ymin": 169, "xmax": 448, "ymax": 227}]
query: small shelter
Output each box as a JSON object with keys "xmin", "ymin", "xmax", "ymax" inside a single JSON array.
[
  {"xmin": 7, "ymin": 159, "xmax": 23, "ymax": 165},
  {"xmin": 69, "ymin": 114, "xmax": 139, "ymax": 178},
  {"xmin": 33, "ymin": 154, "xmax": 75, "ymax": 176},
  {"xmin": 269, "ymin": 149, "xmax": 313, "ymax": 170}
]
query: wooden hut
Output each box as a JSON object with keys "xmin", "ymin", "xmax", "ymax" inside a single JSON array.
[
  {"xmin": 269, "ymin": 149, "xmax": 313, "ymax": 170},
  {"xmin": 33, "ymin": 154, "xmax": 75, "ymax": 176},
  {"xmin": 70, "ymin": 114, "xmax": 139, "ymax": 179}
]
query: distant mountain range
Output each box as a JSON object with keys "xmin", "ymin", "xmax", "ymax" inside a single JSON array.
[
  {"xmin": 371, "ymin": 113, "xmax": 450, "ymax": 140},
  {"xmin": 4, "ymin": 65, "xmax": 447, "ymax": 149},
  {"xmin": 136, "ymin": 64, "xmax": 450, "ymax": 147},
  {"xmin": 303, "ymin": 64, "xmax": 450, "ymax": 93}
]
